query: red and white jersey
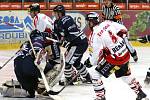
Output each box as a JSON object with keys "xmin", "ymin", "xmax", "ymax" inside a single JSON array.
[
  {"xmin": 33, "ymin": 13, "xmax": 54, "ymax": 33},
  {"xmin": 88, "ymin": 20, "xmax": 130, "ymax": 66}
]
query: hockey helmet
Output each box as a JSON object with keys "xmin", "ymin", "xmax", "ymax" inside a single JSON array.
[
  {"xmin": 29, "ymin": 3, "xmax": 40, "ymax": 12},
  {"xmin": 85, "ymin": 12, "xmax": 100, "ymax": 24},
  {"xmin": 53, "ymin": 5, "xmax": 65, "ymax": 16}
]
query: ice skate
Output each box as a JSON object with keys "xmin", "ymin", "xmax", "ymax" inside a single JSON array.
[
  {"xmin": 59, "ymin": 67, "xmax": 78, "ymax": 86},
  {"xmin": 59, "ymin": 77, "xmax": 74, "ymax": 86},
  {"xmin": 144, "ymin": 75, "xmax": 150, "ymax": 85},
  {"xmin": 82, "ymin": 73, "xmax": 92, "ymax": 84},
  {"xmin": 136, "ymin": 89, "xmax": 149, "ymax": 100}
]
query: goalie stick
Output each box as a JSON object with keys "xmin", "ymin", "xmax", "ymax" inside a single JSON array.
[{"xmin": 0, "ymin": 50, "xmax": 19, "ymax": 70}]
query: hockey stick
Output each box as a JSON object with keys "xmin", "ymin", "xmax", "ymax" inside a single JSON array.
[
  {"xmin": 0, "ymin": 50, "xmax": 19, "ymax": 70},
  {"xmin": 47, "ymin": 71, "xmax": 81, "ymax": 95}
]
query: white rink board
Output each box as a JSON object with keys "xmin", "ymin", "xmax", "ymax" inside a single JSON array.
[{"xmin": 0, "ymin": 47, "xmax": 150, "ymax": 100}]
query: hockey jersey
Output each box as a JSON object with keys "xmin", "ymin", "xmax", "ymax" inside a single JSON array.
[
  {"xmin": 33, "ymin": 13, "xmax": 54, "ymax": 33},
  {"xmin": 88, "ymin": 20, "xmax": 130, "ymax": 66},
  {"xmin": 54, "ymin": 15, "xmax": 86, "ymax": 45}
]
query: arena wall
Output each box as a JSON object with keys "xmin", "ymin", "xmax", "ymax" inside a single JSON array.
[{"xmin": 0, "ymin": 10, "xmax": 150, "ymax": 50}]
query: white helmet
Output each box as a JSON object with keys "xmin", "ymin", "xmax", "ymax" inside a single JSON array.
[{"xmin": 85, "ymin": 12, "xmax": 100, "ymax": 23}]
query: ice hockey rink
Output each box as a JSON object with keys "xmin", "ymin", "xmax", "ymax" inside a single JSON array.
[{"xmin": 0, "ymin": 47, "xmax": 150, "ymax": 100}]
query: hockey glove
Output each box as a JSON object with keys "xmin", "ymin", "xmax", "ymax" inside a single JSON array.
[
  {"xmin": 84, "ymin": 58, "xmax": 92, "ymax": 68},
  {"xmin": 61, "ymin": 40, "xmax": 70, "ymax": 48},
  {"xmin": 138, "ymin": 35, "xmax": 150, "ymax": 43}
]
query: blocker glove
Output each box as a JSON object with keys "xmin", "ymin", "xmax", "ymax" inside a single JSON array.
[{"xmin": 84, "ymin": 58, "xmax": 92, "ymax": 68}]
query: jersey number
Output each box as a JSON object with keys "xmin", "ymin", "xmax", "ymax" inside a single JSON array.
[{"xmin": 108, "ymin": 30, "xmax": 117, "ymax": 43}]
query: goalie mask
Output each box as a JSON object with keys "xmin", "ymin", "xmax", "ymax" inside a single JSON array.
[{"xmin": 85, "ymin": 12, "xmax": 100, "ymax": 29}]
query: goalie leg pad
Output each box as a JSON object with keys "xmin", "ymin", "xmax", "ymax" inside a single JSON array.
[
  {"xmin": 38, "ymin": 54, "xmax": 64, "ymax": 93},
  {"xmin": 1, "ymin": 80, "xmax": 28, "ymax": 98}
]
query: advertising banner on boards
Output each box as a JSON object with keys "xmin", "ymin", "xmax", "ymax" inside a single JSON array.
[
  {"xmin": 0, "ymin": 10, "xmax": 149, "ymax": 45},
  {"xmin": 0, "ymin": 11, "xmax": 33, "ymax": 44}
]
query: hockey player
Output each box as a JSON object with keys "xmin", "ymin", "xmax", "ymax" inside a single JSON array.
[
  {"xmin": 138, "ymin": 35, "xmax": 150, "ymax": 85},
  {"xmin": 28, "ymin": 3, "xmax": 62, "ymax": 94},
  {"xmin": 14, "ymin": 30, "xmax": 61, "ymax": 98},
  {"xmin": 13, "ymin": 3, "xmax": 62, "ymax": 98},
  {"xmin": 14, "ymin": 29, "xmax": 64, "ymax": 98},
  {"xmin": 102, "ymin": 0, "xmax": 138, "ymax": 62},
  {"xmin": 84, "ymin": 12, "xmax": 148, "ymax": 100},
  {"xmin": 28, "ymin": 3, "xmax": 60, "ymax": 61},
  {"xmin": 53, "ymin": 5, "xmax": 92, "ymax": 85}
]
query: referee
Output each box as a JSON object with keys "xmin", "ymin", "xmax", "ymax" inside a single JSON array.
[
  {"xmin": 101, "ymin": 0, "xmax": 123, "ymax": 24},
  {"xmin": 101, "ymin": 0, "xmax": 138, "ymax": 62}
]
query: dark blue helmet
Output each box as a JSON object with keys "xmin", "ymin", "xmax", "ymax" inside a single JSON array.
[
  {"xmin": 53, "ymin": 5, "xmax": 65, "ymax": 16},
  {"xmin": 29, "ymin": 3, "xmax": 40, "ymax": 13}
]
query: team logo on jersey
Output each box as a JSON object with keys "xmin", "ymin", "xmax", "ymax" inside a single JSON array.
[{"xmin": 112, "ymin": 40, "xmax": 125, "ymax": 53}]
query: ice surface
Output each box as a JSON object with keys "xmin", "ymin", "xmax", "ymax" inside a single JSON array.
[{"xmin": 0, "ymin": 47, "xmax": 150, "ymax": 100}]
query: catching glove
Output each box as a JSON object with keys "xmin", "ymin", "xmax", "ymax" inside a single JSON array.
[{"xmin": 84, "ymin": 58, "xmax": 92, "ymax": 68}]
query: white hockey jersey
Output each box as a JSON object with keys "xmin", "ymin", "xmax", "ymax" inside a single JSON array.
[
  {"xmin": 33, "ymin": 13, "xmax": 54, "ymax": 33},
  {"xmin": 88, "ymin": 20, "xmax": 130, "ymax": 66}
]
